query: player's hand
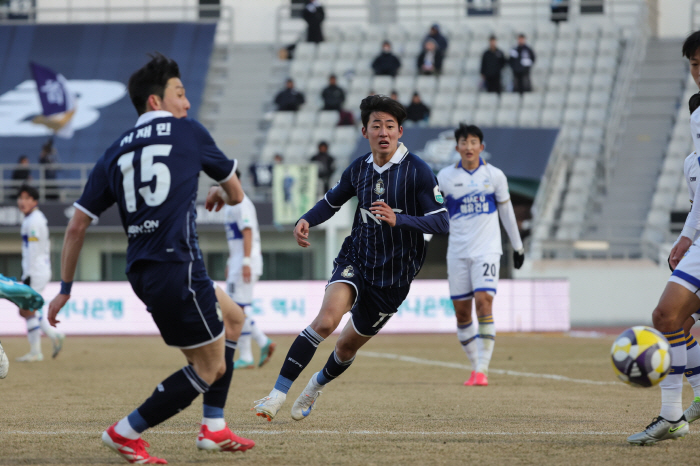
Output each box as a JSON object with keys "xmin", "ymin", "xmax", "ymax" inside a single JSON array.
[
  {"xmin": 242, "ymin": 265, "xmax": 251, "ymax": 283},
  {"xmin": 370, "ymin": 201, "xmax": 396, "ymax": 227},
  {"xmin": 513, "ymin": 248, "xmax": 525, "ymax": 270},
  {"xmin": 205, "ymin": 186, "xmax": 226, "ymax": 212},
  {"xmin": 670, "ymin": 236, "xmax": 693, "ymax": 270},
  {"xmin": 294, "ymin": 219, "xmax": 311, "ymax": 248},
  {"xmin": 47, "ymin": 293, "xmax": 69, "ymax": 327}
]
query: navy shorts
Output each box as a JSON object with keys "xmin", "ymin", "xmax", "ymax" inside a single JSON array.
[
  {"xmin": 328, "ymin": 259, "xmax": 410, "ymax": 337},
  {"xmin": 127, "ymin": 260, "xmax": 224, "ymax": 349}
]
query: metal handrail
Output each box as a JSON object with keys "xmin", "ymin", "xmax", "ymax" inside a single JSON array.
[
  {"xmin": 0, "ymin": 163, "xmax": 93, "ymax": 203},
  {"xmin": 0, "ymin": 5, "xmax": 234, "ymax": 45}
]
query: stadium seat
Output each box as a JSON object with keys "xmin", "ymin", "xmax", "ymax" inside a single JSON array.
[
  {"xmin": 540, "ymin": 108, "xmax": 563, "ymax": 127},
  {"xmin": 337, "ymin": 42, "xmax": 359, "ymax": 60},
  {"xmin": 354, "ymin": 57, "xmax": 373, "ymax": 76},
  {"xmin": 476, "ymin": 92, "xmax": 499, "ymax": 111},
  {"xmin": 441, "ymin": 57, "xmax": 463, "ymax": 76},
  {"xmin": 335, "ymin": 126, "xmax": 358, "ymax": 145},
  {"xmin": 312, "ymin": 59, "xmax": 334, "ymax": 77},
  {"xmin": 474, "ymin": 108, "xmax": 496, "ymax": 126},
  {"xmin": 557, "ymin": 22, "xmax": 578, "ymax": 41},
  {"xmin": 285, "ymin": 143, "xmax": 309, "ymax": 162},
  {"xmin": 546, "ymin": 74, "xmax": 568, "ymax": 93},
  {"xmin": 272, "ymin": 112, "xmax": 295, "ymax": 129},
  {"xmin": 588, "ymin": 90, "xmax": 609, "ymax": 109},
  {"xmin": 572, "ymin": 158, "xmax": 597, "ymax": 176},
  {"xmin": 295, "ymin": 110, "xmax": 317, "ymax": 128},
  {"xmin": 651, "ymin": 190, "xmax": 675, "ymax": 210},
  {"xmin": 554, "ymin": 39, "xmax": 575, "ymax": 57},
  {"xmin": 311, "ymin": 126, "xmax": 334, "ymax": 146},
  {"xmin": 295, "ymin": 42, "xmax": 317, "ymax": 61},
  {"xmin": 543, "ymin": 92, "xmax": 566, "ymax": 111},
  {"xmin": 433, "ymin": 93, "xmax": 456, "ymax": 113},
  {"xmin": 517, "ymin": 108, "xmax": 540, "ymax": 127},
  {"xmin": 437, "ymin": 75, "xmax": 459, "ymax": 95},
  {"xmin": 565, "ymin": 91, "xmax": 588, "ymax": 110},
  {"xmin": 578, "ymin": 141, "xmax": 603, "ymax": 159},
  {"xmin": 289, "ymin": 127, "xmax": 310, "ymax": 145},
  {"xmin": 290, "ymin": 58, "xmax": 312, "ymax": 81},
  {"xmin": 463, "ymin": 56, "xmax": 481, "ymax": 75},
  {"xmin": 551, "ymin": 55, "xmax": 573, "ymax": 74},
  {"xmin": 585, "ymin": 107, "xmax": 607, "ymax": 126},
  {"xmin": 317, "ymin": 110, "xmax": 340, "ymax": 127},
  {"xmin": 499, "ymin": 93, "xmax": 521, "ymax": 111},
  {"xmin": 267, "ymin": 127, "xmax": 290, "ymax": 145},
  {"xmin": 260, "ymin": 143, "xmax": 278, "ymax": 162},
  {"xmin": 591, "ymin": 73, "xmax": 614, "ymax": 91},
  {"xmin": 400, "ymin": 41, "xmax": 422, "ymax": 59},
  {"xmin": 305, "ymin": 76, "xmax": 327, "ymax": 96},
  {"xmin": 521, "ymin": 92, "xmax": 544, "ymax": 110},
  {"xmin": 455, "ymin": 92, "xmax": 477, "ymax": 111},
  {"xmin": 581, "ymin": 125, "xmax": 604, "ymax": 143},
  {"xmin": 416, "ymin": 75, "xmax": 438, "ymax": 96},
  {"xmin": 450, "ymin": 108, "xmax": 473, "ymax": 126},
  {"xmin": 675, "ymin": 189, "xmax": 690, "ymax": 211},
  {"xmin": 573, "ymin": 56, "xmax": 596, "ymax": 73},
  {"xmin": 359, "ymin": 42, "xmax": 379, "ymax": 59},
  {"xmin": 317, "ymin": 42, "xmax": 338, "ymax": 60},
  {"xmin": 563, "ymin": 107, "xmax": 585, "ymax": 125},
  {"xmin": 597, "ymin": 38, "xmax": 620, "ymax": 57},
  {"xmin": 428, "ymin": 112, "xmax": 452, "ymax": 127},
  {"xmin": 468, "ymin": 40, "xmax": 484, "ymax": 58},
  {"xmin": 372, "ymin": 75, "xmax": 394, "ymax": 95},
  {"xmin": 350, "ymin": 75, "xmax": 372, "ymax": 93},
  {"xmin": 595, "ymin": 55, "xmax": 617, "ymax": 74},
  {"xmin": 333, "ymin": 59, "xmax": 356, "ymax": 78},
  {"xmin": 458, "ymin": 75, "xmax": 479, "ymax": 93},
  {"xmin": 364, "ymin": 25, "xmax": 384, "ymax": 43},
  {"xmin": 569, "ymin": 74, "xmax": 591, "ymax": 92},
  {"xmin": 495, "ymin": 108, "xmax": 517, "ymax": 127}
]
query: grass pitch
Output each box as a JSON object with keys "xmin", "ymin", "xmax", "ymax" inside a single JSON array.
[{"xmin": 0, "ymin": 333, "xmax": 697, "ymax": 465}]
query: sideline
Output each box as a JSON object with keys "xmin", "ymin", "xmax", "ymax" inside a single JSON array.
[{"xmin": 2, "ymin": 430, "xmax": 630, "ymax": 436}]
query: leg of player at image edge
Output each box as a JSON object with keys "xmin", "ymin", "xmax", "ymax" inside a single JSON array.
[
  {"xmin": 38, "ymin": 314, "xmax": 65, "ymax": 358},
  {"xmin": 234, "ymin": 317, "xmax": 255, "ymax": 369},
  {"xmin": 683, "ymin": 333, "xmax": 700, "ymax": 422},
  {"xmin": 627, "ymin": 329, "xmax": 689, "ymax": 445},
  {"xmin": 102, "ymin": 339, "xmax": 254, "ymax": 464},
  {"xmin": 0, "ymin": 340, "xmax": 9, "ymax": 379},
  {"xmin": 250, "ymin": 318, "xmax": 276, "ymax": 367},
  {"xmin": 458, "ymin": 315, "xmax": 495, "ymax": 386},
  {"xmin": 16, "ymin": 316, "xmax": 43, "ymax": 362}
]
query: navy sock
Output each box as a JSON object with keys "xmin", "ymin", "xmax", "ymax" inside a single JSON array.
[
  {"xmin": 202, "ymin": 340, "xmax": 236, "ymax": 410},
  {"xmin": 276, "ymin": 326, "xmax": 324, "ymax": 393},
  {"xmin": 317, "ymin": 350, "xmax": 355, "ymax": 385},
  {"xmin": 137, "ymin": 365, "xmax": 209, "ymax": 428}
]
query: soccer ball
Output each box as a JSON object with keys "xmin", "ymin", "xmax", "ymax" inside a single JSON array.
[{"xmin": 611, "ymin": 326, "xmax": 671, "ymax": 388}]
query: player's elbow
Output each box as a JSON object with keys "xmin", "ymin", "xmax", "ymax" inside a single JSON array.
[{"xmin": 436, "ymin": 211, "xmax": 450, "ymax": 234}]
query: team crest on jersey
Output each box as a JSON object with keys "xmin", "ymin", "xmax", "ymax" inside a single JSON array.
[
  {"xmin": 374, "ymin": 178, "xmax": 385, "ymax": 195},
  {"xmin": 433, "ymin": 185, "xmax": 444, "ymax": 204},
  {"xmin": 341, "ymin": 265, "xmax": 354, "ymax": 278}
]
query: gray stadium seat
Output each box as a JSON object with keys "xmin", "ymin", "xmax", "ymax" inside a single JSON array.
[
  {"xmin": 295, "ymin": 110, "xmax": 317, "ymax": 128},
  {"xmin": 578, "ymin": 141, "xmax": 602, "ymax": 159},
  {"xmin": 597, "ymin": 38, "xmax": 620, "ymax": 58},
  {"xmin": 337, "ymin": 42, "xmax": 359, "ymax": 60},
  {"xmin": 591, "ymin": 73, "xmax": 614, "ymax": 91},
  {"xmin": 318, "ymin": 110, "xmax": 340, "ymax": 127},
  {"xmin": 295, "ymin": 43, "xmax": 317, "ymax": 60},
  {"xmin": 267, "ymin": 127, "xmax": 290, "ymax": 145},
  {"xmin": 359, "ymin": 42, "xmax": 379, "ymax": 59},
  {"xmin": 499, "ymin": 93, "xmax": 521, "ymax": 111},
  {"xmin": 455, "ymin": 92, "xmax": 477, "ymax": 111},
  {"xmin": 290, "ymin": 58, "xmax": 312, "ymax": 81},
  {"xmin": 540, "ymin": 108, "xmax": 563, "ymax": 127},
  {"xmin": 573, "ymin": 56, "xmax": 595, "ymax": 74},
  {"xmin": 463, "ymin": 56, "xmax": 481, "ymax": 75},
  {"xmin": 546, "ymin": 74, "xmax": 568, "ymax": 93},
  {"xmin": 428, "ymin": 111, "xmax": 452, "ymax": 127},
  {"xmin": 563, "ymin": 107, "xmax": 585, "ymax": 125},
  {"xmin": 521, "ymin": 92, "xmax": 544, "ymax": 110},
  {"xmin": 565, "ymin": 91, "xmax": 588, "ymax": 110},
  {"xmin": 433, "ymin": 93, "xmax": 455, "ymax": 113},
  {"xmin": 595, "ymin": 55, "xmax": 617, "ymax": 74},
  {"xmin": 569, "ymin": 74, "xmax": 591, "ymax": 92},
  {"xmin": 289, "ymin": 127, "xmax": 310, "ymax": 145},
  {"xmin": 459, "ymin": 75, "xmax": 479, "ymax": 93},
  {"xmin": 557, "ymin": 23, "xmax": 578, "ymax": 41},
  {"xmin": 474, "ymin": 108, "xmax": 496, "ymax": 126},
  {"xmin": 350, "ymin": 75, "xmax": 372, "ymax": 93},
  {"xmin": 311, "ymin": 126, "xmax": 334, "ymax": 146},
  {"xmin": 312, "ymin": 59, "xmax": 334, "ymax": 77},
  {"xmin": 285, "ymin": 143, "xmax": 309, "ymax": 162},
  {"xmin": 416, "ymin": 75, "xmax": 438, "ymax": 96},
  {"xmin": 517, "ymin": 108, "xmax": 540, "ymax": 127},
  {"xmin": 551, "ymin": 56, "xmax": 573, "ymax": 74},
  {"xmin": 260, "ymin": 143, "xmax": 278, "ymax": 162},
  {"xmin": 437, "ymin": 75, "xmax": 459, "ymax": 95},
  {"xmin": 495, "ymin": 108, "xmax": 517, "ymax": 126},
  {"xmin": 543, "ymin": 92, "xmax": 566, "ymax": 111},
  {"xmin": 333, "ymin": 59, "xmax": 356, "ymax": 79},
  {"xmin": 271, "ymin": 112, "xmax": 295, "ymax": 129},
  {"xmin": 317, "ymin": 42, "xmax": 338, "ymax": 60},
  {"xmin": 585, "ymin": 107, "xmax": 607, "ymax": 126},
  {"xmin": 588, "ymin": 90, "xmax": 609, "ymax": 109},
  {"xmin": 372, "ymin": 75, "xmax": 394, "ymax": 95},
  {"xmin": 441, "ymin": 58, "xmax": 463, "ymax": 76}
]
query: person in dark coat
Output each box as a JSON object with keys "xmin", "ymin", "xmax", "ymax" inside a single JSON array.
[
  {"xmin": 12, "ymin": 155, "xmax": 31, "ymax": 183},
  {"xmin": 422, "ymin": 24, "xmax": 448, "ymax": 53},
  {"xmin": 372, "ymin": 41, "xmax": 402, "ymax": 77},
  {"xmin": 405, "ymin": 92, "xmax": 430, "ymax": 124},
  {"xmin": 321, "ymin": 75, "xmax": 346, "ymax": 111},
  {"xmin": 481, "ymin": 35, "xmax": 507, "ymax": 94},
  {"xmin": 509, "ymin": 34, "xmax": 536, "ymax": 94},
  {"xmin": 275, "ymin": 79, "xmax": 305, "ymax": 111},
  {"xmin": 309, "ymin": 141, "xmax": 336, "ymax": 193},
  {"xmin": 302, "ymin": 0, "xmax": 324, "ymax": 43},
  {"xmin": 417, "ymin": 39, "xmax": 444, "ymax": 75}
]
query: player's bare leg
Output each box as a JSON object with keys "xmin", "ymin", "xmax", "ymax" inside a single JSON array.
[{"xmin": 255, "ymin": 283, "xmax": 355, "ymax": 421}]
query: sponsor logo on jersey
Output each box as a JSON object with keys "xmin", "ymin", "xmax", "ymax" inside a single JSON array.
[
  {"xmin": 692, "ymin": 177, "xmax": 697, "ymax": 182},
  {"xmin": 127, "ymin": 219, "xmax": 160, "ymax": 236},
  {"xmin": 374, "ymin": 178, "xmax": 385, "ymax": 195},
  {"xmin": 433, "ymin": 185, "xmax": 444, "ymax": 204},
  {"xmin": 341, "ymin": 265, "xmax": 354, "ymax": 278}
]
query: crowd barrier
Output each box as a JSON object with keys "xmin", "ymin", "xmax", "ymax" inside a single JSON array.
[{"xmin": 0, "ymin": 279, "xmax": 569, "ymax": 336}]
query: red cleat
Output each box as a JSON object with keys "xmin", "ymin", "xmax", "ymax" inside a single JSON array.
[
  {"xmin": 464, "ymin": 371, "xmax": 477, "ymax": 386},
  {"xmin": 475, "ymin": 372, "xmax": 489, "ymax": 386},
  {"xmin": 101, "ymin": 423, "xmax": 167, "ymax": 464},
  {"xmin": 196, "ymin": 424, "xmax": 255, "ymax": 452}
]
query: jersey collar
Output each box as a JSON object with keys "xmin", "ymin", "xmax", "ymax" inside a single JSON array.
[
  {"xmin": 135, "ymin": 110, "xmax": 173, "ymax": 127},
  {"xmin": 457, "ymin": 157, "xmax": 484, "ymax": 175},
  {"xmin": 364, "ymin": 143, "xmax": 409, "ymax": 174}
]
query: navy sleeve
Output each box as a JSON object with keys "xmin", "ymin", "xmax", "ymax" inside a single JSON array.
[
  {"xmin": 190, "ymin": 119, "xmax": 236, "ymax": 182},
  {"xmin": 395, "ymin": 209, "xmax": 449, "ymax": 234},
  {"xmin": 74, "ymin": 157, "xmax": 115, "ymax": 219},
  {"xmin": 395, "ymin": 161, "xmax": 449, "ymax": 234},
  {"xmin": 300, "ymin": 163, "xmax": 356, "ymax": 227}
]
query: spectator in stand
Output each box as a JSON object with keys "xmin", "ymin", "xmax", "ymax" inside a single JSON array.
[
  {"xmin": 39, "ymin": 139, "xmax": 58, "ymax": 180},
  {"xmin": 509, "ymin": 34, "xmax": 536, "ymax": 94},
  {"xmin": 302, "ymin": 0, "xmax": 324, "ymax": 43},
  {"xmin": 12, "ymin": 155, "xmax": 31, "ymax": 183},
  {"xmin": 406, "ymin": 92, "xmax": 431, "ymax": 125},
  {"xmin": 481, "ymin": 35, "xmax": 507, "ymax": 94},
  {"xmin": 275, "ymin": 79, "xmax": 305, "ymax": 111},
  {"xmin": 309, "ymin": 141, "xmax": 336, "ymax": 193},
  {"xmin": 372, "ymin": 41, "xmax": 401, "ymax": 77},
  {"xmin": 321, "ymin": 74, "xmax": 345, "ymax": 111},
  {"xmin": 422, "ymin": 24, "xmax": 448, "ymax": 53},
  {"xmin": 417, "ymin": 38, "xmax": 444, "ymax": 76},
  {"xmin": 390, "ymin": 90, "xmax": 399, "ymax": 103}
]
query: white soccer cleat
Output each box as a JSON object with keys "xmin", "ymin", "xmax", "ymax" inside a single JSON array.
[
  {"xmin": 16, "ymin": 352, "xmax": 43, "ymax": 362},
  {"xmin": 253, "ymin": 390, "xmax": 286, "ymax": 422},
  {"xmin": 684, "ymin": 397, "xmax": 700, "ymax": 423},
  {"xmin": 291, "ymin": 372, "xmax": 323, "ymax": 421},
  {"xmin": 627, "ymin": 416, "xmax": 689, "ymax": 445},
  {"xmin": 0, "ymin": 341, "xmax": 9, "ymax": 378},
  {"xmin": 52, "ymin": 333, "xmax": 65, "ymax": 359}
]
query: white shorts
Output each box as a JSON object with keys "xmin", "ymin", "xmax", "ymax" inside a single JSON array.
[
  {"xmin": 226, "ymin": 274, "xmax": 259, "ymax": 306},
  {"xmin": 447, "ymin": 254, "xmax": 500, "ymax": 301},
  {"xmin": 27, "ymin": 275, "xmax": 50, "ymax": 294},
  {"xmin": 670, "ymin": 243, "xmax": 700, "ymax": 296}
]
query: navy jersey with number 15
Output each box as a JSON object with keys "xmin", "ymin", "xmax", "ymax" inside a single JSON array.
[{"xmin": 75, "ymin": 111, "xmax": 235, "ymax": 272}]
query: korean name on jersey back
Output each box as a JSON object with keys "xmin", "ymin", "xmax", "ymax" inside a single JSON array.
[{"xmin": 76, "ymin": 116, "xmax": 235, "ymax": 272}]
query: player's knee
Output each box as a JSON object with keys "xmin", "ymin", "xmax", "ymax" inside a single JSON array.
[{"xmin": 652, "ymin": 305, "xmax": 678, "ymax": 333}]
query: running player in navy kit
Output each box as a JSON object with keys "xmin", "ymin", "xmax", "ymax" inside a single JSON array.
[
  {"xmin": 253, "ymin": 95, "xmax": 449, "ymax": 422},
  {"xmin": 47, "ymin": 54, "xmax": 254, "ymax": 463}
]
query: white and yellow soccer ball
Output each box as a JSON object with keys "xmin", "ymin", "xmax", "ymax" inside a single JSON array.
[{"xmin": 611, "ymin": 326, "xmax": 671, "ymax": 388}]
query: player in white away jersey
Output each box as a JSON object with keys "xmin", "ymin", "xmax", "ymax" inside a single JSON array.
[
  {"xmin": 16, "ymin": 185, "xmax": 64, "ymax": 362},
  {"xmin": 223, "ymin": 186, "xmax": 275, "ymax": 369},
  {"xmin": 436, "ymin": 124, "xmax": 524, "ymax": 387}
]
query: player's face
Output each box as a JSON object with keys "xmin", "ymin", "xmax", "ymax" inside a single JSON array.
[
  {"xmin": 160, "ymin": 77, "xmax": 190, "ymax": 118},
  {"xmin": 456, "ymin": 135, "xmax": 484, "ymax": 168},
  {"xmin": 17, "ymin": 192, "xmax": 37, "ymax": 215},
  {"xmin": 691, "ymin": 49, "xmax": 700, "ymax": 91},
  {"xmin": 362, "ymin": 111, "xmax": 403, "ymax": 161}
]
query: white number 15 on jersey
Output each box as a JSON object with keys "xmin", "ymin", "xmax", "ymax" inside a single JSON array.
[{"xmin": 117, "ymin": 144, "xmax": 172, "ymax": 213}]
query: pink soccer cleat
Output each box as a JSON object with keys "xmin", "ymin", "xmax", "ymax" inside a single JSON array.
[
  {"xmin": 101, "ymin": 423, "xmax": 167, "ymax": 464},
  {"xmin": 475, "ymin": 372, "xmax": 489, "ymax": 386},
  {"xmin": 464, "ymin": 371, "xmax": 477, "ymax": 386},
  {"xmin": 196, "ymin": 424, "xmax": 255, "ymax": 453}
]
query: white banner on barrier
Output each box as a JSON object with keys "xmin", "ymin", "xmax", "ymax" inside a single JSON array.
[{"xmin": 0, "ymin": 279, "xmax": 569, "ymax": 336}]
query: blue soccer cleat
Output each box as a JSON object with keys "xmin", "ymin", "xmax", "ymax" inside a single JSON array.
[{"xmin": 0, "ymin": 274, "xmax": 44, "ymax": 311}]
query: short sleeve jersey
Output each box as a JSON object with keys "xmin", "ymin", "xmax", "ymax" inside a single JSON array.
[
  {"xmin": 75, "ymin": 111, "xmax": 235, "ymax": 272},
  {"xmin": 437, "ymin": 158, "xmax": 510, "ymax": 258},
  {"xmin": 325, "ymin": 143, "xmax": 446, "ymax": 288},
  {"xmin": 21, "ymin": 208, "xmax": 51, "ymax": 281},
  {"xmin": 223, "ymin": 195, "xmax": 263, "ymax": 279}
]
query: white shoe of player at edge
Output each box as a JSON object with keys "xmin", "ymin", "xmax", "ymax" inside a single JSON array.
[
  {"xmin": 684, "ymin": 397, "xmax": 700, "ymax": 423},
  {"xmin": 291, "ymin": 372, "xmax": 323, "ymax": 421},
  {"xmin": 253, "ymin": 390, "xmax": 286, "ymax": 422},
  {"xmin": 16, "ymin": 352, "xmax": 43, "ymax": 362},
  {"xmin": 627, "ymin": 415, "xmax": 689, "ymax": 445},
  {"xmin": 0, "ymin": 341, "xmax": 9, "ymax": 378}
]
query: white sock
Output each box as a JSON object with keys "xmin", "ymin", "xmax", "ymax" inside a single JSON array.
[
  {"xmin": 249, "ymin": 317, "xmax": 269, "ymax": 347},
  {"xmin": 114, "ymin": 416, "xmax": 140, "ymax": 440},
  {"xmin": 26, "ymin": 317, "xmax": 41, "ymax": 354},
  {"xmin": 659, "ymin": 329, "xmax": 686, "ymax": 421},
  {"xmin": 476, "ymin": 317, "xmax": 496, "ymax": 375},
  {"xmin": 312, "ymin": 371, "xmax": 326, "ymax": 387},
  {"xmin": 202, "ymin": 417, "xmax": 226, "ymax": 432},
  {"xmin": 685, "ymin": 334, "xmax": 700, "ymax": 398},
  {"xmin": 238, "ymin": 317, "xmax": 254, "ymax": 362},
  {"xmin": 38, "ymin": 315, "xmax": 58, "ymax": 340},
  {"xmin": 456, "ymin": 322, "xmax": 478, "ymax": 371}
]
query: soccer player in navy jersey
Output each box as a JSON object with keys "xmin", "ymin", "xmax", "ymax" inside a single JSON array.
[
  {"xmin": 253, "ymin": 94, "xmax": 449, "ymax": 422},
  {"xmin": 47, "ymin": 54, "xmax": 255, "ymax": 463}
]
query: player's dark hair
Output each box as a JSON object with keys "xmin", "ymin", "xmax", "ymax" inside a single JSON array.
[
  {"xmin": 690, "ymin": 93, "xmax": 700, "ymax": 115},
  {"xmin": 128, "ymin": 52, "xmax": 181, "ymax": 115},
  {"xmin": 360, "ymin": 94, "xmax": 407, "ymax": 128},
  {"xmin": 684, "ymin": 31, "xmax": 700, "ymax": 59},
  {"xmin": 18, "ymin": 185, "xmax": 39, "ymax": 201},
  {"xmin": 454, "ymin": 123, "xmax": 484, "ymax": 143}
]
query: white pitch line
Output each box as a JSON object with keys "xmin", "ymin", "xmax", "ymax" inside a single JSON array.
[
  {"xmin": 359, "ymin": 351, "xmax": 618, "ymax": 386},
  {"xmin": 1, "ymin": 430, "xmax": 630, "ymax": 436}
]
